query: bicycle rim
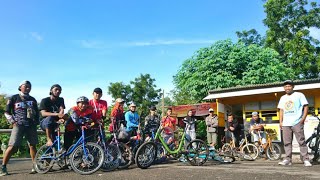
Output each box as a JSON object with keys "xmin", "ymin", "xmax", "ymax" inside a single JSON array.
[
  {"xmin": 34, "ymin": 144, "xmax": 55, "ymax": 174},
  {"xmin": 70, "ymin": 142, "xmax": 104, "ymax": 175}
]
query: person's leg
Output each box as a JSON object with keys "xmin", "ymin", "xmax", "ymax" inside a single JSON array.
[
  {"xmin": 292, "ymin": 123, "xmax": 309, "ymax": 161},
  {"xmin": 26, "ymin": 125, "xmax": 38, "ymax": 162},
  {"xmin": 207, "ymin": 132, "xmax": 212, "ymax": 145},
  {"xmin": 282, "ymin": 126, "xmax": 293, "ymax": 162},
  {"xmin": 1, "ymin": 125, "xmax": 23, "ymax": 175},
  {"xmin": 64, "ymin": 130, "xmax": 75, "ymax": 151},
  {"xmin": 212, "ymin": 133, "xmax": 217, "ymax": 147}
]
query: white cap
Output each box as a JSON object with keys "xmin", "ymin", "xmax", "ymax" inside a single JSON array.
[
  {"xmin": 115, "ymin": 98, "xmax": 125, "ymax": 103},
  {"xmin": 209, "ymin": 108, "xmax": 214, "ymax": 112},
  {"xmin": 252, "ymin": 111, "xmax": 258, "ymax": 116},
  {"xmin": 129, "ymin": 103, "xmax": 136, "ymax": 107}
]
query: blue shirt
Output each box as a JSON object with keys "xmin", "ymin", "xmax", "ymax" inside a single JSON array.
[
  {"xmin": 277, "ymin": 92, "xmax": 308, "ymax": 126},
  {"xmin": 125, "ymin": 111, "xmax": 140, "ymax": 132}
]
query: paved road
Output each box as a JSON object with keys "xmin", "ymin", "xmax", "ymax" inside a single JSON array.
[{"xmin": 1, "ymin": 158, "xmax": 319, "ymax": 180}]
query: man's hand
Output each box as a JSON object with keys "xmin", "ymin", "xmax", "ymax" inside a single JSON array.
[
  {"xmin": 230, "ymin": 127, "xmax": 235, "ymax": 131},
  {"xmin": 224, "ymin": 128, "xmax": 228, "ymax": 132},
  {"xmin": 57, "ymin": 119, "xmax": 65, "ymax": 124},
  {"xmin": 279, "ymin": 122, "xmax": 283, "ymax": 130}
]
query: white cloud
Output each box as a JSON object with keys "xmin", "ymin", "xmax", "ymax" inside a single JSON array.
[
  {"xmin": 30, "ymin": 32, "xmax": 43, "ymax": 42},
  {"xmin": 309, "ymin": 27, "xmax": 320, "ymax": 40},
  {"xmin": 77, "ymin": 38, "xmax": 215, "ymax": 49},
  {"xmin": 78, "ymin": 40, "xmax": 106, "ymax": 49},
  {"xmin": 125, "ymin": 39, "xmax": 215, "ymax": 47}
]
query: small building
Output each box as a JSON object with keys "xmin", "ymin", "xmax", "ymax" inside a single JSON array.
[{"xmin": 203, "ymin": 79, "xmax": 320, "ymax": 150}]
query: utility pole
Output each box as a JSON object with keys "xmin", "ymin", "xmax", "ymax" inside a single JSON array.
[{"xmin": 162, "ymin": 89, "xmax": 165, "ymax": 117}]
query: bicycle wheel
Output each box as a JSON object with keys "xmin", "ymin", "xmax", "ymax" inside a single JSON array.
[
  {"xmin": 266, "ymin": 143, "xmax": 282, "ymax": 160},
  {"xmin": 154, "ymin": 143, "xmax": 167, "ymax": 164},
  {"xmin": 34, "ymin": 144, "xmax": 55, "ymax": 174},
  {"xmin": 306, "ymin": 136, "xmax": 320, "ymax": 163},
  {"xmin": 69, "ymin": 142, "xmax": 104, "ymax": 175},
  {"xmin": 101, "ymin": 144, "xmax": 121, "ymax": 172},
  {"xmin": 117, "ymin": 142, "xmax": 133, "ymax": 169},
  {"xmin": 135, "ymin": 141, "xmax": 157, "ymax": 169},
  {"xmin": 186, "ymin": 139, "xmax": 209, "ymax": 166},
  {"xmin": 241, "ymin": 144, "xmax": 258, "ymax": 160},
  {"xmin": 221, "ymin": 143, "xmax": 232, "ymax": 152}
]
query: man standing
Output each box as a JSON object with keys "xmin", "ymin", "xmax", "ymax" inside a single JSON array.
[
  {"xmin": 278, "ymin": 80, "xmax": 312, "ymax": 166},
  {"xmin": 89, "ymin": 87, "xmax": 108, "ymax": 124},
  {"xmin": 1, "ymin": 81, "xmax": 39, "ymax": 176},
  {"xmin": 206, "ymin": 108, "xmax": 218, "ymax": 149}
]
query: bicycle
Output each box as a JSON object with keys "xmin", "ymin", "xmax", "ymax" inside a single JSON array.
[
  {"xmin": 95, "ymin": 121, "xmax": 121, "ymax": 171},
  {"xmin": 143, "ymin": 127, "xmax": 167, "ymax": 164},
  {"xmin": 134, "ymin": 125, "xmax": 209, "ymax": 169},
  {"xmin": 255, "ymin": 129, "xmax": 282, "ymax": 160},
  {"xmin": 221, "ymin": 131, "xmax": 258, "ymax": 160},
  {"xmin": 34, "ymin": 119, "xmax": 105, "ymax": 175},
  {"xmin": 305, "ymin": 114, "xmax": 320, "ymax": 163},
  {"xmin": 109, "ymin": 124, "xmax": 133, "ymax": 169}
]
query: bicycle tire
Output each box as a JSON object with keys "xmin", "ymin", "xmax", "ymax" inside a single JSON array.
[
  {"xmin": 34, "ymin": 144, "xmax": 55, "ymax": 173},
  {"xmin": 117, "ymin": 142, "xmax": 133, "ymax": 169},
  {"xmin": 266, "ymin": 143, "xmax": 282, "ymax": 160},
  {"xmin": 135, "ymin": 141, "xmax": 157, "ymax": 169},
  {"xmin": 101, "ymin": 144, "xmax": 121, "ymax": 172},
  {"xmin": 221, "ymin": 143, "xmax": 232, "ymax": 152},
  {"xmin": 306, "ymin": 135, "xmax": 320, "ymax": 163},
  {"xmin": 241, "ymin": 144, "xmax": 258, "ymax": 160},
  {"xmin": 69, "ymin": 142, "xmax": 104, "ymax": 175},
  {"xmin": 185, "ymin": 139, "xmax": 209, "ymax": 166}
]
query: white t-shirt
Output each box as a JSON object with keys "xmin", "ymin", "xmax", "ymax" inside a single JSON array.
[{"xmin": 277, "ymin": 92, "xmax": 308, "ymax": 126}]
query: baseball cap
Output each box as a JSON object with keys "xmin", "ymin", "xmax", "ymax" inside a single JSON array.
[
  {"xmin": 283, "ymin": 80, "xmax": 294, "ymax": 86},
  {"xmin": 93, "ymin": 87, "xmax": 103, "ymax": 93},
  {"xmin": 129, "ymin": 103, "xmax": 136, "ymax": 107},
  {"xmin": 149, "ymin": 106, "xmax": 157, "ymax": 111},
  {"xmin": 209, "ymin": 108, "xmax": 214, "ymax": 112},
  {"xmin": 18, "ymin": 80, "xmax": 31, "ymax": 91},
  {"xmin": 252, "ymin": 111, "xmax": 258, "ymax": 116}
]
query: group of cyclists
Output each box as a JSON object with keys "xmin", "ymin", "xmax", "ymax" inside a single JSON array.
[
  {"xmin": 0, "ymin": 79, "xmax": 314, "ymax": 176},
  {"xmin": 1, "ymin": 80, "xmax": 187, "ymax": 176}
]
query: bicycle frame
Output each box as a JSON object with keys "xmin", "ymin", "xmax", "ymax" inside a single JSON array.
[{"xmin": 155, "ymin": 127, "xmax": 186, "ymax": 155}]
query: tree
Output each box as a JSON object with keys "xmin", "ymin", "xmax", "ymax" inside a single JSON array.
[
  {"xmin": 0, "ymin": 94, "xmax": 9, "ymax": 129},
  {"xmin": 263, "ymin": 0, "xmax": 320, "ymax": 78},
  {"xmin": 173, "ymin": 39, "xmax": 295, "ymax": 102},
  {"xmin": 236, "ymin": 29, "xmax": 265, "ymax": 46},
  {"xmin": 107, "ymin": 74, "xmax": 161, "ymax": 121}
]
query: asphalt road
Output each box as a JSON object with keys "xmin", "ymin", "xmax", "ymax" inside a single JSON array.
[{"xmin": 1, "ymin": 158, "xmax": 319, "ymax": 180}]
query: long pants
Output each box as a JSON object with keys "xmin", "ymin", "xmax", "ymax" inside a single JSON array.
[
  {"xmin": 207, "ymin": 132, "xmax": 217, "ymax": 145},
  {"xmin": 282, "ymin": 123, "xmax": 309, "ymax": 162}
]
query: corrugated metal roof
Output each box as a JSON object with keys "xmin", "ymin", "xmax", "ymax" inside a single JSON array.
[{"xmin": 208, "ymin": 78, "xmax": 320, "ymax": 94}]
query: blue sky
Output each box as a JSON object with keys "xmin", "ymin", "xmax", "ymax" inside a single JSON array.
[{"xmin": 0, "ymin": 0, "xmax": 270, "ymax": 109}]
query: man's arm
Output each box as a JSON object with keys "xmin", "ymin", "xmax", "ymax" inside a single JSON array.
[
  {"xmin": 279, "ymin": 109, "xmax": 283, "ymax": 129},
  {"xmin": 300, "ymin": 105, "xmax": 308, "ymax": 124}
]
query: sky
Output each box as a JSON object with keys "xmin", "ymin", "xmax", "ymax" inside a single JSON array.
[{"xmin": 0, "ymin": 0, "xmax": 274, "ymax": 109}]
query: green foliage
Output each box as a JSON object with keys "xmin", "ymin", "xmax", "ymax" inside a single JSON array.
[
  {"xmin": 0, "ymin": 94, "xmax": 10, "ymax": 129},
  {"xmin": 263, "ymin": 0, "xmax": 320, "ymax": 78},
  {"xmin": 107, "ymin": 74, "xmax": 161, "ymax": 122},
  {"xmin": 196, "ymin": 120, "xmax": 207, "ymax": 140},
  {"xmin": 236, "ymin": 29, "xmax": 265, "ymax": 46},
  {"xmin": 173, "ymin": 40, "xmax": 294, "ymax": 102}
]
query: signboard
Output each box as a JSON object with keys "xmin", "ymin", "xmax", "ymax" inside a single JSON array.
[
  {"xmin": 292, "ymin": 116, "xmax": 319, "ymax": 153},
  {"xmin": 171, "ymin": 103, "xmax": 216, "ymax": 117},
  {"xmin": 265, "ymin": 124, "xmax": 281, "ymax": 142}
]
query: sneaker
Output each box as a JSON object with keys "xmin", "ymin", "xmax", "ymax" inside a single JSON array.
[
  {"xmin": 278, "ymin": 159, "xmax": 292, "ymax": 166},
  {"xmin": 29, "ymin": 168, "xmax": 37, "ymax": 174},
  {"xmin": 0, "ymin": 168, "xmax": 8, "ymax": 176},
  {"xmin": 209, "ymin": 146, "xmax": 215, "ymax": 151},
  {"xmin": 304, "ymin": 160, "xmax": 312, "ymax": 167}
]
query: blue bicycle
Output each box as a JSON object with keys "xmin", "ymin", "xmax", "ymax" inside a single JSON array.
[{"xmin": 34, "ymin": 120, "xmax": 105, "ymax": 175}]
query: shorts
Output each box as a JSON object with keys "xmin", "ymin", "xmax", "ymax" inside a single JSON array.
[
  {"xmin": 40, "ymin": 116, "xmax": 59, "ymax": 131},
  {"xmin": 8, "ymin": 124, "xmax": 38, "ymax": 146}
]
